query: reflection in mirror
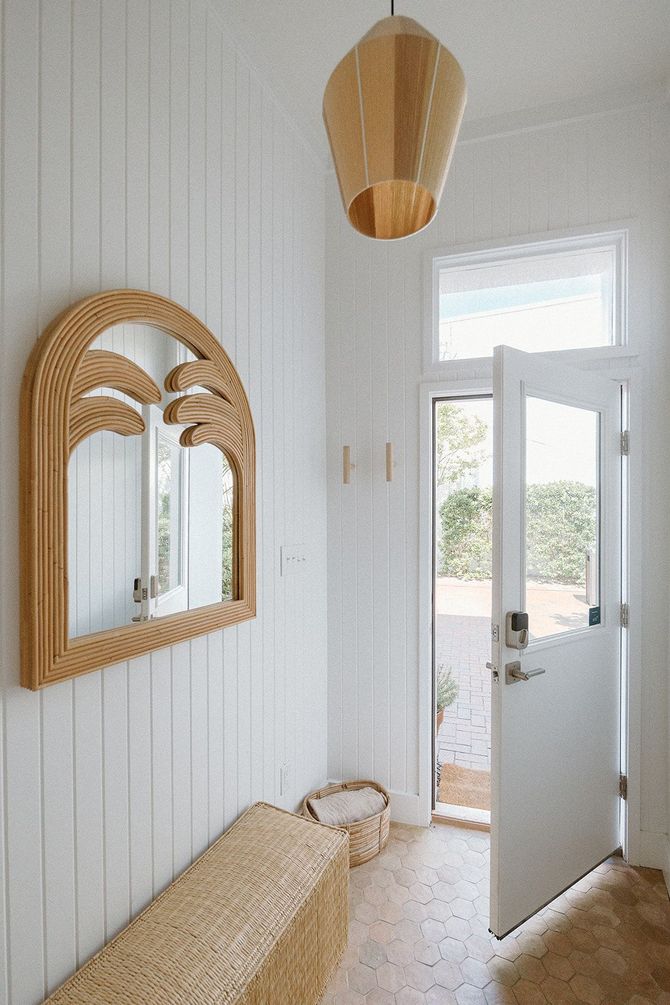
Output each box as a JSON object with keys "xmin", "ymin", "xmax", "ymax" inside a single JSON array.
[{"xmin": 68, "ymin": 323, "xmax": 236, "ymax": 640}]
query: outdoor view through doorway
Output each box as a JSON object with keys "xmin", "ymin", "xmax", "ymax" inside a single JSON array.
[
  {"xmin": 434, "ymin": 397, "xmax": 493, "ymax": 821},
  {"xmin": 433, "ymin": 394, "xmax": 599, "ymax": 821}
]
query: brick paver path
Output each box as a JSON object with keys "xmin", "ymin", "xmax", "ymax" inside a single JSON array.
[{"xmin": 435, "ymin": 612, "xmax": 491, "ymax": 773}]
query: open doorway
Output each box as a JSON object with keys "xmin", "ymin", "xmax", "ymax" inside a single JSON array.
[{"xmin": 433, "ymin": 395, "xmax": 493, "ymax": 824}]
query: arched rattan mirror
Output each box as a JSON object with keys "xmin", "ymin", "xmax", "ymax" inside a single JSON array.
[{"xmin": 20, "ymin": 290, "xmax": 255, "ymax": 689}]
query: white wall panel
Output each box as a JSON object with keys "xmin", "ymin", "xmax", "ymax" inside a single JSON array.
[
  {"xmin": 326, "ymin": 100, "xmax": 670, "ymax": 840},
  {"xmin": 0, "ymin": 0, "xmax": 327, "ymax": 1000}
]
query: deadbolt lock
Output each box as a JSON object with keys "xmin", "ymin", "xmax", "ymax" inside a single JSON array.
[{"xmin": 506, "ymin": 611, "xmax": 529, "ymax": 650}]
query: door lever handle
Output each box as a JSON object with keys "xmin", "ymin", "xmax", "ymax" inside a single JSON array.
[{"xmin": 505, "ymin": 662, "xmax": 546, "ymax": 684}]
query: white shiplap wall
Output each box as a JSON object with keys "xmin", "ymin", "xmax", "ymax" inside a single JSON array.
[
  {"xmin": 326, "ymin": 100, "xmax": 670, "ymax": 844},
  {"xmin": 0, "ymin": 1, "xmax": 327, "ymax": 1001}
]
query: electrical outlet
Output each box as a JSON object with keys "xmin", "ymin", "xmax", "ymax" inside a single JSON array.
[
  {"xmin": 280, "ymin": 545, "xmax": 307, "ymax": 576},
  {"xmin": 279, "ymin": 762, "xmax": 291, "ymax": 796}
]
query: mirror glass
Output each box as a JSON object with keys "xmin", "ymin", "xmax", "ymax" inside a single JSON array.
[{"xmin": 67, "ymin": 324, "xmax": 235, "ymax": 639}]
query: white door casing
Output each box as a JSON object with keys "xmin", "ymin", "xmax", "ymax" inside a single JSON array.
[{"xmin": 490, "ymin": 346, "xmax": 621, "ymax": 938}]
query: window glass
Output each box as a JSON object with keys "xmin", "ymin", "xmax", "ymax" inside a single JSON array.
[
  {"xmin": 438, "ymin": 245, "xmax": 616, "ymax": 360},
  {"xmin": 525, "ymin": 396, "xmax": 600, "ymax": 641}
]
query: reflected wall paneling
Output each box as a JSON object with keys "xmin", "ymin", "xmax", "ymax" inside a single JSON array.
[{"xmin": 0, "ymin": 1, "xmax": 326, "ymax": 1001}]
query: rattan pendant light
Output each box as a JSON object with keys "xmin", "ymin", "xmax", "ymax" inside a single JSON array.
[{"xmin": 323, "ymin": 6, "xmax": 466, "ymax": 240}]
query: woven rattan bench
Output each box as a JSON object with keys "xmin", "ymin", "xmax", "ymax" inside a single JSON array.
[{"xmin": 46, "ymin": 802, "xmax": 349, "ymax": 1004}]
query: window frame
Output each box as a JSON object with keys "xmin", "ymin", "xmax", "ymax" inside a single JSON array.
[{"xmin": 424, "ymin": 225, "xmax": 630, "ymax": 375}]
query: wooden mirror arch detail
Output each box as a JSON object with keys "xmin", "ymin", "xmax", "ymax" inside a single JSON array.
[{"xmin": 20, "ymin": 290, "xmax": 256, "ymax": 690}]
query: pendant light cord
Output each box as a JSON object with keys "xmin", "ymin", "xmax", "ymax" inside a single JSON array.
[{"xmin": 391, "ymin": 0, "xmax": 394, "ymax": 14}]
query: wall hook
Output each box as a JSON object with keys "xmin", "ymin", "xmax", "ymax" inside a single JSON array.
[{"xmin": 343, "ymin": 445, "xmax": 355, "ymax": 484}]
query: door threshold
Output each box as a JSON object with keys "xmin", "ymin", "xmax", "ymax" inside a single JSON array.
[{"xmin": 433, "ymin": 800, "xmax": 490, "ymax": 832}]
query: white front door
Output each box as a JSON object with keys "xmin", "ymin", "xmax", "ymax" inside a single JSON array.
[{"xmin": 490, "ymin": 346, "xmax": 622, "ymax": 938}]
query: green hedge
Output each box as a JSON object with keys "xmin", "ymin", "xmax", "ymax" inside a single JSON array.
[
  {"xmin": 438, "ymin": 487, "xmax": 493, "ymax": 580},
  {"xmin": 438, "ymin": 481, "xmax": 596, "ymax": 585}
]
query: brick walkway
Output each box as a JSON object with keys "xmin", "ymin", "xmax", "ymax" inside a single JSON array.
[{"xmin": 435, "ymin": 613, "xmax": 491, "ymax": 773}]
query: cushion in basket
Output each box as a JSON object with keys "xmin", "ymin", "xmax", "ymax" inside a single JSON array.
[{"xmin": 308, "ymin": 786, "xmax": 386, "ymax": 826}]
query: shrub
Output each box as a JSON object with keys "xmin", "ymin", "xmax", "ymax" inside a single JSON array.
[
  {"xmin": 526, "ymin": 481, "xmax": 596, "ymax": 585},
  {"xmin": 438, "ymin": 481, "xmax": 596, "ymax": 586},
  {"xmin": 436, "ymin": 666, "xmax": 458, "ymax": 712},
  {"xmin": 438, "ymin": 487, "xmax": 492, "ymax": 580}
]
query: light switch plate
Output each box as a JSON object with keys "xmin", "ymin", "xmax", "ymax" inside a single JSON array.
[{"xmin": 280, "ymin": 544, "xmax": 307, "ymax": 575}]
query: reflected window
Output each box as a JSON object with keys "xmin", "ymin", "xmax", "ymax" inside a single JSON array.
[
  {"xmin": 156, "ymin": 432, "xmax": 185, "ymax": 598},
  {"xmin": 222, "ymin": 463, "xmax": 234, "ymax": 602}
]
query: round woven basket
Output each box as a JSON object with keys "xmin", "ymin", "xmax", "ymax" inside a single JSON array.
[{"xmin": 302, "ymin": 779, "xmax": 391, "ymax": 868}]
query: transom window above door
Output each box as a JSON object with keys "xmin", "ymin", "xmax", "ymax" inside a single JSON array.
[{"xmin": 428, "ymin": 230, "xmax": 627, "ymax": 364}]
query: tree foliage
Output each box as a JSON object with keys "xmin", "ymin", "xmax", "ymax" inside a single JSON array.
[
  {"xmin": 222, "ymin": 466, "xmax": 234, "ymax": 600},
  {"xmin": 435, "ymin": 403, "xmax": 488, "ymax": 488}
]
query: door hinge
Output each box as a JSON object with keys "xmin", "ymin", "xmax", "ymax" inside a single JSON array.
[
  {"xmin": 620, "ymin": 602, "xmax": 630, "ymax": 628},
  {"xmin": 621, "ymin": 430, "xmax": 630, "ymax": 456},
  {"xmin": 619, "ymin": 774, "xmax": 628, "ymax": 800},
  {"xmin": 491, "ymin": 624, "xmax": 499, "ymax": 642}
]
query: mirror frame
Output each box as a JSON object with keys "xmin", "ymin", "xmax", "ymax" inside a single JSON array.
[{"xmin": 20, "ymin": 290, "xmax": 256, "ymax": 690}]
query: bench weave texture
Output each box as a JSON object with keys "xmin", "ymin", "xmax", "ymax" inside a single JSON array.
[{"xmin": 46, "ymin": 802, "xmax": 349, "ymax": 1004}]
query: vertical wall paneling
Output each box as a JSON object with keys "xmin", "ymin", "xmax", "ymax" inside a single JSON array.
[
  {"xmin": 371, "ymin": 249, "xmax": 390, "ymax": 789},
  {"xmin": 1, "ymin": 6, "xmax": 42, "ymax": 1002},
  {"xmin": 354, "ymin": 241, "xmax": 373, "ymax": 781},
  {"xmin": 271, "ymin": 108, "xmax": 285, "ymax": 804},
  {"xmin": 326, "ymin": 100, "xmax": 670, "ymax": 832},
  {"xmin": 39, "ymin": 0, "xmax": 77, "ymax": 993},
  {"xmin": 101, "ymin": 665, "xmax": 129, "ymax": 941},
  {"xmin": 234, "ymin": 53, "xmax": 252, "ymax": 817},
  {"xmin": 386, "ymin": 241, "xmax": 408, "ymax": 796},
  {"xmin": 324, "ymin": 193, "xmax": 343, "ymax": 784},
  {"xmin": 248, "ymin": 72, "xmax": 263, "ymax": 806},
  {"xmin": 149, "ymin": 646, "xmax": 173, "ymax": 897},
  {"xmin": 0, "ymin": 0, "xmax": 327, "ymax": 998},
  {"xmin": 260, "ymin": 91, "xmax": 275, "ymax": 805}
]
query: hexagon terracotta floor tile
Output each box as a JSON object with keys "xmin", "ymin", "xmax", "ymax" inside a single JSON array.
[{"xmin": 320, "ymin": 821, "xmax": 670, "ymax": 1005}]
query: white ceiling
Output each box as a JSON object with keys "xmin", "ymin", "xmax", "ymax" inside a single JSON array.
[{"xmin": 217, "ymin": 0, "xmax": 670, "ymax": 163}]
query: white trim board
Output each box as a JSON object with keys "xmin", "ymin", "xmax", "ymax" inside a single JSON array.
[
  {"xmin": 418, "ymin": 365, "xmax": 642, "ymax": 867},
  {"xmin": 422, "ymin": 222, "xmax": 636, "ymax": 378},
  {"xmin": 325, "ymin": 781, "xmax": 425, "ymax": 828},
  {"xmin": 638, "ymin": 831, "xmax": 670, "ymax": 896},
  {"xmin": 457, "ymin": 82, "xmax": 669, "ymax": 146}
]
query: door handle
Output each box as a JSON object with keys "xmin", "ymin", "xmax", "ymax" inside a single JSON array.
[{"xmin": 505, "ymin": 662, "xmax": 546, "ymax": 684}]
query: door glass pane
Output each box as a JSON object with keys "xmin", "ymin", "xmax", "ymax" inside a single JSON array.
[
  {"xmin": 156, "ymin": 432, "xmax": 183, "ymax": 595},
  {"xmin": 525, "ymin": 397, "xmax": 600, "ymax": 640}
]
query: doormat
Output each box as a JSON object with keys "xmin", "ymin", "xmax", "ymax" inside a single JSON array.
[{"xmin": 438, "ymin": 764, "xmax": 490, "ymax": 811}]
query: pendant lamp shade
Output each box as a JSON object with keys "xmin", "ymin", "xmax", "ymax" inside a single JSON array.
[{"xmin": 323, "ymin": 16, "xmax": 466, "ymax": 240}]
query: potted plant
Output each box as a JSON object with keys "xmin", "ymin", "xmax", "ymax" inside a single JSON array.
[{"xmin": 435, "ymin": 666, "xmax": 457, "ymax": 734}]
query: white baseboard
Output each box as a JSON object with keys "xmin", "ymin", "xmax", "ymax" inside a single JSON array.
[
  {"xmin": 388, "ymin": 790, "xmax": 425, "ymax": 826},
  {"xmin": 638, "ymin": 830, "xmax": 670, "ymax": 895},
  {"xmin": 325, "ymin": 781, "xmax": 427, "ymax": 828}
]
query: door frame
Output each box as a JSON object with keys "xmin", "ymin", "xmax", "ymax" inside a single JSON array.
[{"xmin": 418, "ymin": 365, "xmax": 641, "ymax": 865}]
